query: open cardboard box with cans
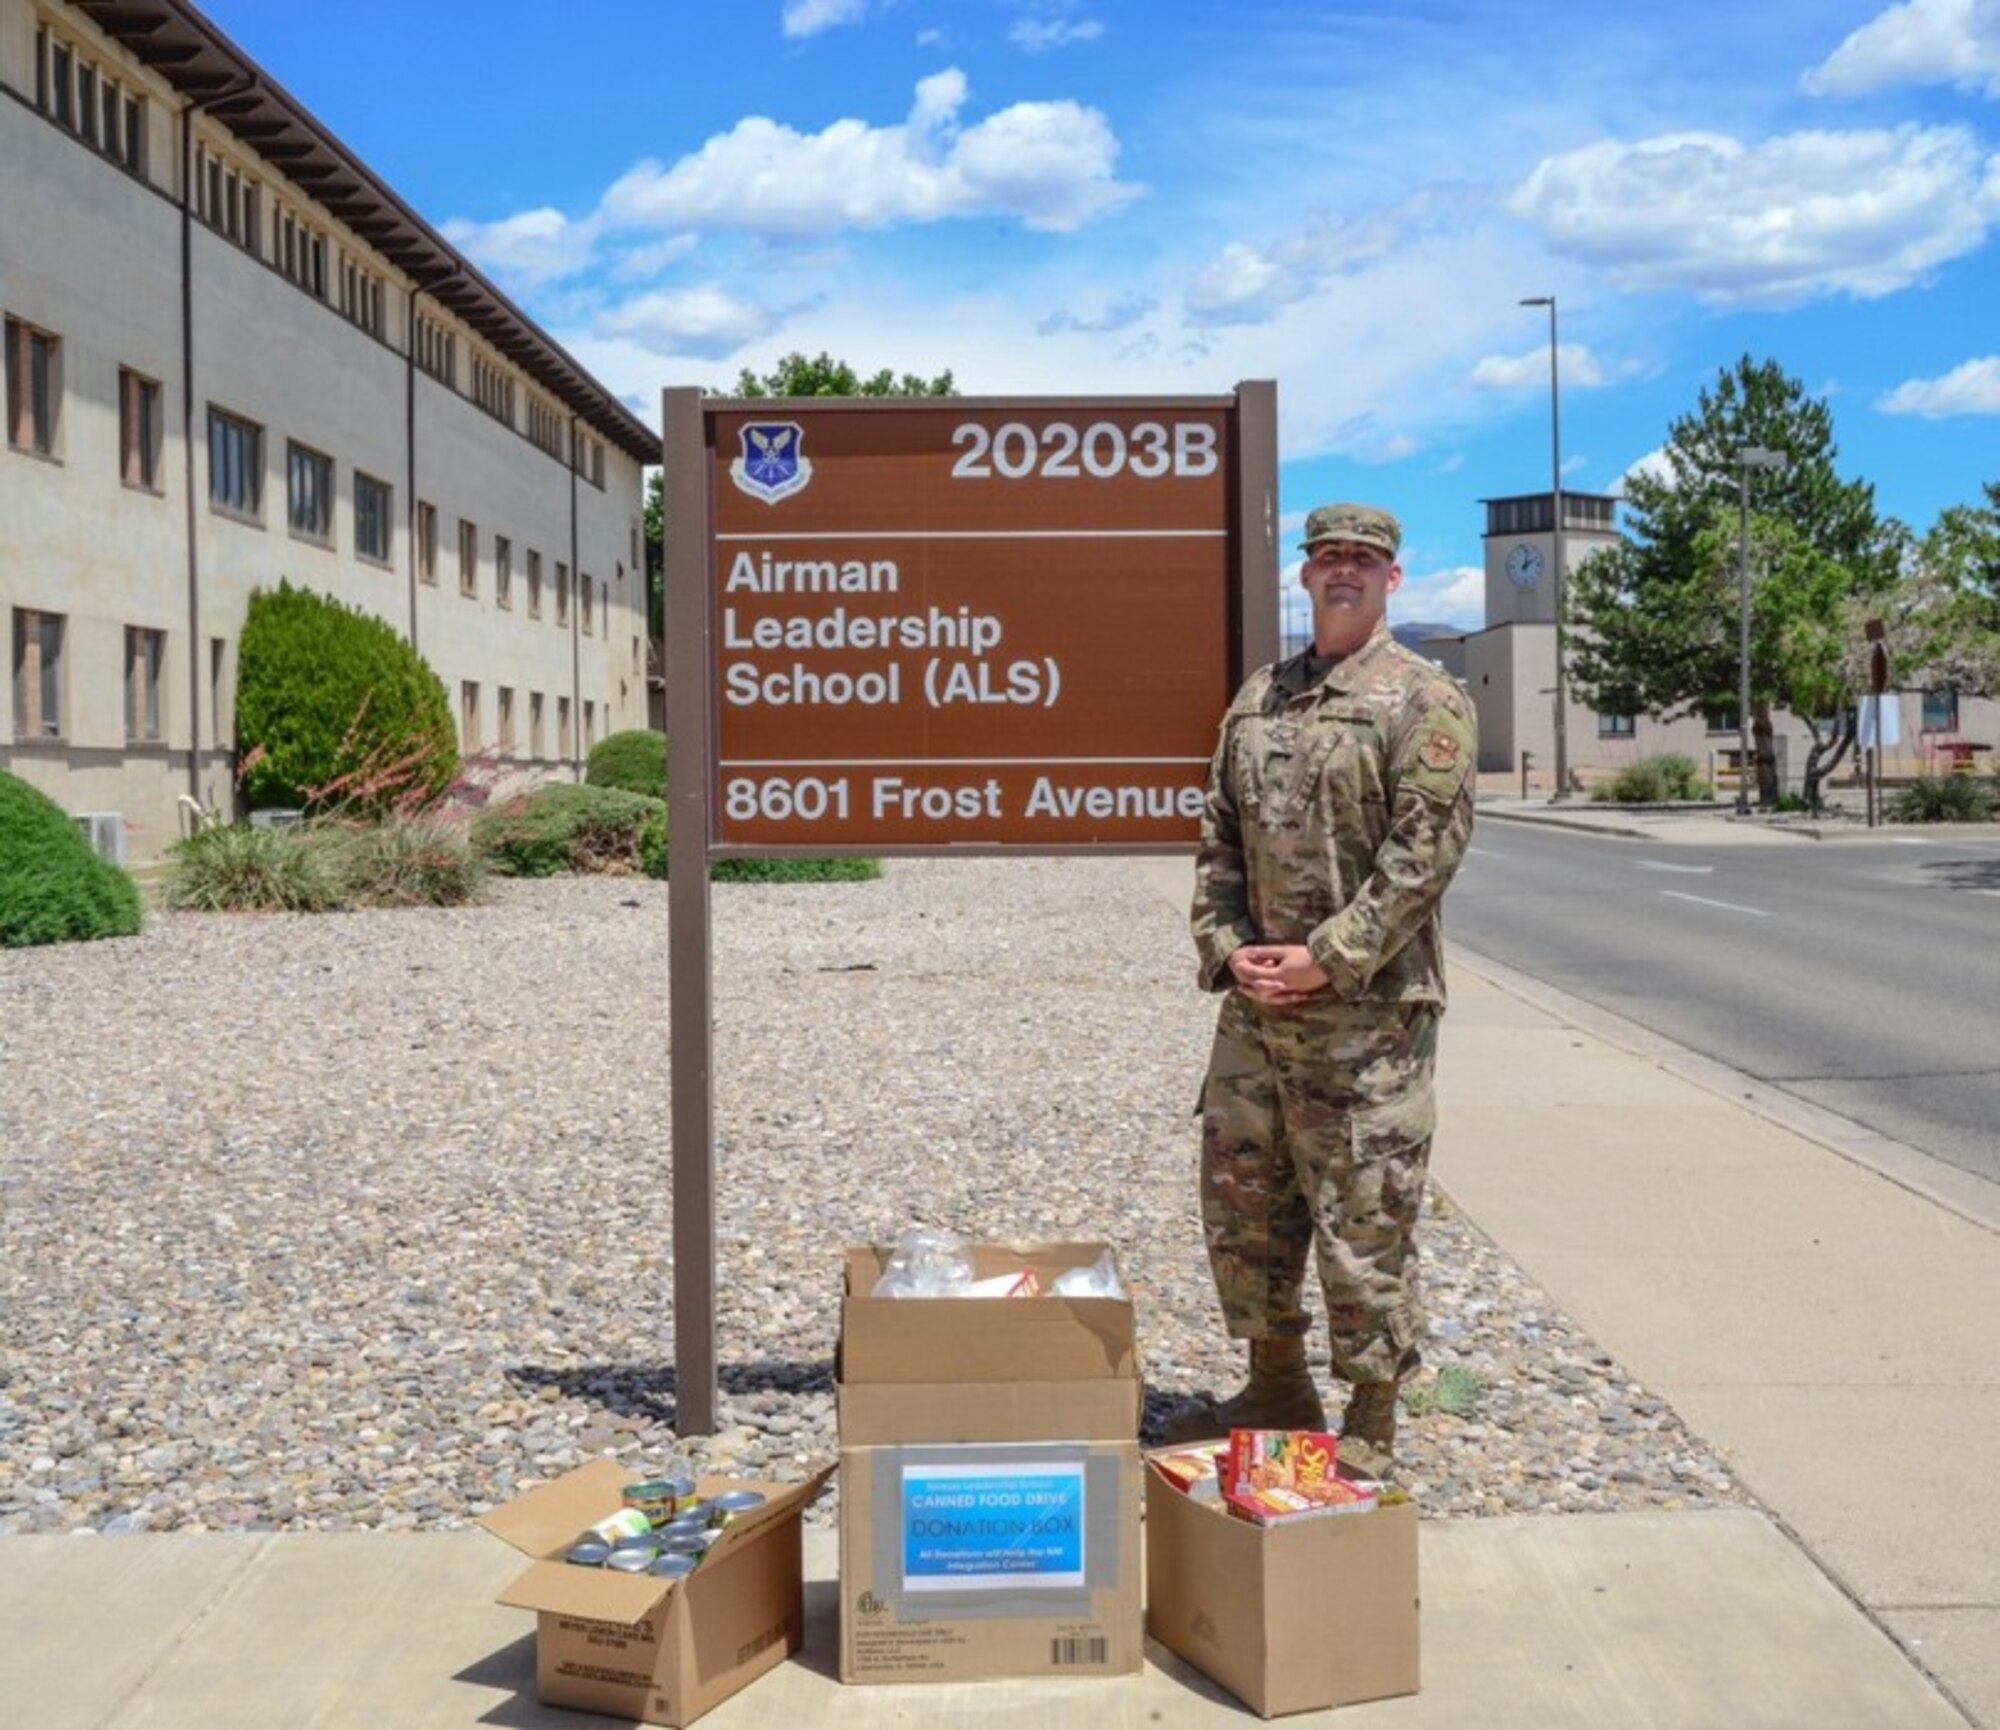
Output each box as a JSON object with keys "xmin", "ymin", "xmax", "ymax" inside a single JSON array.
[
  {"xmin": 836, "ymin": 1238, "xmax": 1145, "ymax": 1685},
  {"xmin": 479, "ymin": 1456, "xmax": 832, "ymax": 1727}
]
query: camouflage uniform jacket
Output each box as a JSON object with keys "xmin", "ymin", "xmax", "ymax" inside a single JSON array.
[{"xmin": 1192, "ymin": 621, "xmax": 1477, "ymax": 1005}]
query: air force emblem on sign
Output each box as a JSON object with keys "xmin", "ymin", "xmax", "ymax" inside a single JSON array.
[{"xmin": 729, "ymin": 422, "xmax": 813, "ymax": 504}]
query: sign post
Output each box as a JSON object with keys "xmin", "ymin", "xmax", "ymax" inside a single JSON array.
[{"xmin": 664, "ymin": 386, "xmax": 1276, "ymax": 1433}]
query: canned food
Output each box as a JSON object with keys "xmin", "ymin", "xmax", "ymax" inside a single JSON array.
[
  {"xmin": 661, "ymin": 1512, "xmax": 710, "ymax": 1539},
  {"xmin": 659, "ymin": 1532, "xmax": 709, "ymax": 1555},
  {"xmin": 564, "ymin": 1539, "xmax": 612, "ymax": 1567},
  {"xmin": 612, "ymin": 1531, "xmax": 663, "ymax": 1555},
  {"xmin": 648, "ymin": 1552, "xmax": 697, "ymax": 1579},
  {"xmin": 707, "ymin": 1490, "xmax": 766, "ymax": 1526},
  {"xmin": 605, "ymin": 1547, "xmax": 655, "ymax": 1574},
  {"xmin": 623, "ymin": 1476, "xmax": 695, "ymax": 1524},
  {"xmin": 587, "ymin": 1507, "xmax": 653, "ymax": 1544}
]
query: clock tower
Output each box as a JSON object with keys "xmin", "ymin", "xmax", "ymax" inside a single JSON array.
[{"xmin": 1481, "ymin": 490, "xmax": 1619, "ymax": 627}]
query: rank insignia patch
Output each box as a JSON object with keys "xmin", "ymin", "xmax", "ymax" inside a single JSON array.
[{"xmin": 1418, "ymin": 729, "xmax": 1462, "ymax": 771}]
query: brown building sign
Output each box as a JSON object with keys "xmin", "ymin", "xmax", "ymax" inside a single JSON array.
[{"xmin": 692, "ymin": 393, "xmax": 1272, "ymax": 849}]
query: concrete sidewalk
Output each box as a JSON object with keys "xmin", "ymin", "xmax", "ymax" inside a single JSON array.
[{"xmin": 5, "ymin": 862, "xmax": 1994, "ymax": 1727}]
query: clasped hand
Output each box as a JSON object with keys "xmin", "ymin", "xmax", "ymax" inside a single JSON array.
[{"xmin": 1226, "ymin": 944, "xmax": 1329, "ymax": 1006}]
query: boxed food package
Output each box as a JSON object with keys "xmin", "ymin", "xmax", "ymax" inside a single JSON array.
[
  {"xmin": 1222, "ymin": 1428, "xmax": 1379, "ymax": 1525},
  {"xmin": 1145, "ymin": 1448, "xmax": 1419, "ymax": 1718},
  {"xmin": 839, "ymin": 1438, "xmax": 1143, "ymax": 1684},
  {"xmin": 478, "ymin": 1458, "xmax": 832, "ymax": 1727}
]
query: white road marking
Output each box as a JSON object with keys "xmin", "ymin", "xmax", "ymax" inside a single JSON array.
[
  {"xmin": 1660, "ymin": 890, "xmax": 1771, "ymax": 917},
  {"xmin": 1635, "ymin": 861, "xmax": 1714, "ymax": 875},
  {"xmin": 1466, "ymin": 847, "xmax": 1507, "ymax": 859}
]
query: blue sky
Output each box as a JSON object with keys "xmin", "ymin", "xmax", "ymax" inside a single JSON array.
[{"xmin": 198, "ymin": 0, "xmax": 2000, "ymax": 630}]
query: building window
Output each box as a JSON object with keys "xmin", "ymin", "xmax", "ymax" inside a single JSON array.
[
  {"xmin": 6, "ymin": 318, "xmax": 62, "ymax": 456},
  {"xmin": 556, "ymin": 562, "xmax": 570, "ymax": 626},
  {"xmin": 1598, "ymin": 713, "xmax": 1635, "ymax": 739},
  {"xmin": 339, "ymin": 253, "xmax": 385, "ymax": 337},
  {"xmin": 12, "ymin": 608, "xmax": 65, "ymax": 739},
  {"xmin": 526, "ymin": 550, "xmax": 543, "ymax": 618},
  {"xmin": 355, "ymin": 472, "xmax": 393, "ymax": 563},
  {"xmin": 558, "ymin": 695, "xmax": 572, "ymax": 758},
  {"xmin": 274, "ymin": 206, "xmax": 327, "ymax": 299},
  {"xmin": 460, "ymin": 680, "xmax": 480, "ymax": 749},
  {"xmin": 527, "ymin": 396, "xmax": 564, "ymax": 458},
  {"xmin": 414, "ymin": 312, "xmax": 456, "ymax": 386},
  {"xmin": 1703, "ymin": 706, "xmax": 1739, "ymax": 735},
  {"xmin": 583, "ymin": 698, "xmax": 596, "ymax": 745},
  {"xmin": 529, "ymin": 691, "xmax": 545, "ymax": 758},
  {"xmin": 632, "ymin": 634, "xmax": 641, "ymax": 675},
  {"xmin": 1922, "ymin": 689, "xmax": 1960, "ymax": 734},
  {"xmin": 35, "ymin": 24, "xmax": 146, "ymax": 174},
  {"xmin": 119, "ymin": 368, "xmax": 162, "ymax": 490},
  {"xmin": 472, "ymin": 354, "xmax": 515, "ymax": 428},
  {"xmin": 287, "ymin": 441, "xmax": 334, "ymax": 545},
  {"xmin": 195, "ymin": 141, "xmax": 260, "ymax": 253},
  {"xmin": 497, "ymin": 685, "xmax": 515, "ymax": 753},
  {"xmin": 415, "ymin": 500, "xmax": 437, "ymax": 584},
  {"xmin": 207, "ymin": 407, "xmax": 263, "ymax": 520},
  {"xmin": 581, "ymin": 571, "xmax": 595, "ymax": 636},
  {"xmin": 458, "ymin": 519, "xmax": 478, "ymax": 597},
  {"xmin": 210, "ymin": 637, "xmax": 226, "ymax": 745},
  {"xmin": 125, "ymin": 626, "xmax": 165, "ymax": 743},
  {"xmin": 495, "ymin": 536, "xmax": 513, "ymax": 610}
]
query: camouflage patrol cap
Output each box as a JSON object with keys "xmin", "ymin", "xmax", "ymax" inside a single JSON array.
[{"xmin": 1300, "ymin": 502, "xmax": 1401, "ymax": 557}]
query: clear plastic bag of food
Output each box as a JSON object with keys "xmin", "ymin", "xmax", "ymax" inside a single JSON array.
[
  {"xmin": 871, "ymin": 1226, "xmax": 975, "ymax": 1297},
  {"xmin": 1050, "ymin": 1248, "xmax": 1125, "ymax": 1299}
]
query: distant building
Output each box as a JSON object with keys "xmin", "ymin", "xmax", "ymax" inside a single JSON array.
[{"xmin": 2, "ymin": 0, "xmax": 656, "ymax": 861}]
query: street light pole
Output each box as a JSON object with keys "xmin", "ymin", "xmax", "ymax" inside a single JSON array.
[
  {"xmin": 1521, "ymin": 296, "xmax": 1567, "ymax": 801},
  {"xmin": 1734, "ymin": 445, "xmax": 1787, "ymax": 816}
]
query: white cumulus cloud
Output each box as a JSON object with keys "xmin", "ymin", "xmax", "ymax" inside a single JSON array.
[
  {"xmin": 595, "ymin": 70, "xmax": 1137, "ymax": 237},
  {"xmin": 1398, "ymin": 565, "xmax": 1486, "ymax": 631},
  {"xmin": 1011, "ymin": 19, "xmax": 1105, "ymax": 52},
  {"xmin": 442, "ymin": 207, "xmax": 599, "ymax": 289},
  {"xmin": 1510, "ymin": 126, "xmax": 2000, "ymax": 306},
  {"xmin": 1803, "ymin": 0, "xmax": 2000, "ymax": 99},
  {"xmin": 1467, "ymin": 343, "xmax": 1607, "ymax": 389},
  {"xmin": 1877, "ymin": 354, "xmax": 2000, "ymax": 414},
  {"xmin": 781, "ymin": 0, "xmax": 869, "ymax": 40},
  {"xmin": 597, "ymin": 284, "xmax": 772, "ymax": 359}
]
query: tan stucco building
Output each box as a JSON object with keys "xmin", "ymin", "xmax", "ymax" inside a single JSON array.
[
  {"xmin": 3, "ymin": 0, "xmax": 655, "ymax": 862},
  {"xmin": 1418, "ymin": 491, "xmax": 1995, "ymax": 796}
]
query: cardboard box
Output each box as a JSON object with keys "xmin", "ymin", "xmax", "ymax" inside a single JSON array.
[
  {"xmin": 839, "ymin": 1439, "xmax": 1143, "ymax": 1684},
  {"xmin": 1145, "ymin": 1452, "xmax": 1419, "ymax": 1718},
  {"xmin": 479, "ymin": 1458, "xmax": 832, "ymax": 1727},
  {"xmin": 838, "ymin": 1241, "xmax": 1138, "ymax": 1386}
]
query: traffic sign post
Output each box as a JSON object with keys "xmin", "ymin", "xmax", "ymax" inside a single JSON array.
[{"xmin": 664, "ymin": 385, "xmax": 1277, "ymax": 1433}]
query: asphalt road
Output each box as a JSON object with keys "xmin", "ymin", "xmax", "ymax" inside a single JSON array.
[{"xmin": 1448, "ymin": 821, "xmax": 2000, "ymax": 1188}]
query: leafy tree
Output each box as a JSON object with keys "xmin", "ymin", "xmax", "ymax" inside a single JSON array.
[
  {"xmin": 1566, "ymin": 357, "xmax": 1897, "ymax": 808},
  {"xmin": 1865, "ymin": 481, "xmax": 2000, "ymax": 700},
  {"xmin": 235, "ymin": 581, "xmax": 458, "ymax": 812}
]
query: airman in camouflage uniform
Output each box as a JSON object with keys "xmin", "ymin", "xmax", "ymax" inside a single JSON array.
[{"xmin": 1170, "ymin": 502, "xmax": 1476, "ymax": 1476}]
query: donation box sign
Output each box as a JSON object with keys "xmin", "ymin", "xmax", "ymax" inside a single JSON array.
[{"xmin": 702, "ymin": 398, "xmax": 1249, "ymax": 849}]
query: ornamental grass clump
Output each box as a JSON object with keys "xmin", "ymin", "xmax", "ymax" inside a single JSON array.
[
  {"xmin": 323, "ymin": 815, "xmax": 486, "ymax": 907},
  {"xmin": 1589, "ymin": 753, "xmax": 1710, "ymax": 804},
  {"xmin": 160, "ymin": 821, "xmax": 345, "ymax": 914},
  {"xmin": 1886, "ymin": 774, "xmax": 1998, "ymax": 823},
  {"xmin": 0, "ymin": 771, "xmax": 144, "ymax": 947}
]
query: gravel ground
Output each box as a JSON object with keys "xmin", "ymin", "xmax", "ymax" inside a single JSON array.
[{"xmin": 0, "ymin": 859, "xmax": 1744, "ymax": 1534}]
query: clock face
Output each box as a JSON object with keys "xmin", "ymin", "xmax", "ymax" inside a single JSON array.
[{"xmin": 1506, "ymin": 543, "xmax": 1543, "ymax": 588}]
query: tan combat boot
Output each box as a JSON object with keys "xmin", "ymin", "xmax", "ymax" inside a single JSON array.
[
  {"xmin": 1162, "ymin": 1337, "xmax": 1327, "ymax": 1444},
  {"xmin": 1339, "ymin": 1380, "xmax": 1400, "ymax": 1480}
]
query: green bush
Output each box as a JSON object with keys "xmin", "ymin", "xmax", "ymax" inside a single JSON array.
[
  {"xmin": 586, "ymin": 729, "xmax": 667, "ymax": 800},
  {"xmin": 236, "ymin": 581, "xmax": 458, "ymax": 813},
  {"xmin": 160, "ymin": 822, "xmax": 345, "ymax": 913},
  {"xmin": 474, "ymin": 783, "xmax": 664, "ymax": 877},
  {"xmin": 325, "ymin": 815, "xmax": 486, "ymax": 907},
  {"xmin": 713, "ymin": 857, "xmax": 883, "ymax": 883},
  {"xmin": 639, "ymin": 808, "xmax": 667, "ymax": 879},
  {"xmin": 1886, "ymin": 775, "xmax": 1998, "ymax": 823},
  {"xmin": 0, "ymin": 772, "xmax": 144, "ymax": 947},
  {"xmin": 1589, "ymin": 753, "xmax": 1710, "ymax": 804}
]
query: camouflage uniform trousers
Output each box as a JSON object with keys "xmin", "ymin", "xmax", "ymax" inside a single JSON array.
[{"xmin": 1199, "ymin": 990, "xmax": 1439, "ymax": 1386}]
